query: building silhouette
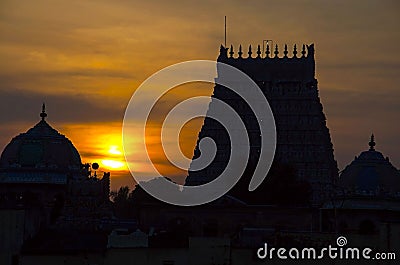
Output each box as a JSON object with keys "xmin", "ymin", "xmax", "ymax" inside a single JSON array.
[
  {"xmin": 186, "ymin": 44, "xmax": 338, "ymax": 205},
  {"xmin": 321, "ymin": 135, "xmax": 400, "ymax": 234},
  {"xmin": 0, "ymin": 45, "xmax": 399, "ymax": 265},
  {"xmin": 0, "ymin": 105, "xmax": 111, "ymax": 265}
]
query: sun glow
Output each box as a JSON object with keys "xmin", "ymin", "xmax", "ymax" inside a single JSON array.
[
  {"xmin": 101, "ymin": 159, "xmax": 125, "ymax": 169},
  {"xmin": 102, "ymin": 144, "xmax": 126, "ymax": 170},
  {"xmin": 61, "ymin": 123, "xmax": 131, "ymax": 172},
  {"xmin": 101, "ymin": 143, "xmax": 127, "ymax": 170},
  {"xmin": 108, "ymin": 145, "xmax": 122, "ymax": 155}
]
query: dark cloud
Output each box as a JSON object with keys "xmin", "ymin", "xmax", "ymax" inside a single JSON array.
[
  {"xmin": 323, "ymin": 89, "xmax": 400, "ymax": 117},
  {"xmin": 320, "ymin": 61, "xmax": 400, "ymax": 71},
  {"xmin": 0, "ymin": 88, "xmax": 124, "ymax": 124},
  {"xmin": 0, "ymin": 69, "xmax": 134, "ymax": 85}
]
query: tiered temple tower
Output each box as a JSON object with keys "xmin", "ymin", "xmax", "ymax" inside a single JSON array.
[{"xmin": 185, "ymin": 43, "xmax": 338, "ymax": 205}]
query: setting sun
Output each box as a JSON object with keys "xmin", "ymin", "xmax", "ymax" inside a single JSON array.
[
  {"xmin": 102, "ymin": 145, "xmax": 126, "ymax": 170},
  {"xmin": 108, "ymin": 145, "xmax": 122, "ymax": 155},
  {"xmin": 101, "ymin": 159, "xmax": 125, "ymax": 169}
]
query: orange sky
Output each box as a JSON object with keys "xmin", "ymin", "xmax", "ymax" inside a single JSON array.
[{"xmin": 0, "ymin": 0, "xmax": 399, "ymax": 190}]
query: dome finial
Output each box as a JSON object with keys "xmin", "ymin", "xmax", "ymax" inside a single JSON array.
[
  {"xmin": 40, "ymin": 103, "xmax": 47, "ymax": 121},
  {"xmin": 369, "ymin": 133, "xmax": 375, "ymax": 150}
]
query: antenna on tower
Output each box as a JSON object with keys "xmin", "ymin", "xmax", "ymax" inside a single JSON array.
[{"xmin": 224, "ymin": 16, "xmax": 227, "ymax": 47}]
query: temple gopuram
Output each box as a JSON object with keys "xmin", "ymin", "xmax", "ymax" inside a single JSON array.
[{"xmin": 186, "ymin": 44, "xmax": 338, "ymax": 205}]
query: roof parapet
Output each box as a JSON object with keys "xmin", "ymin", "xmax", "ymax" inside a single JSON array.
[{"xmin": 220, "ymin": 43, "xmax": 315, "ymax": 60}]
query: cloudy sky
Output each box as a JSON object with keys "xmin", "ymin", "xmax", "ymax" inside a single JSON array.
[{"xmin": 0, "ymin": 0, "xmax": 399, "ymax": 190}]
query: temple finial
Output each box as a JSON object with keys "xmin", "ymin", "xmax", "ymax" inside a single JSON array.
[
  {"xmin": 229, "ymin": 45, "xmax": 234, "ymax": 58},
  {"xmin": 256, "ymin": 45, "xmax": 261, "ymax": 58},
  {"xmin": 266, "ymin": 44, "xmax": 270, "ymax": 58},
  {"xmin": 274, "ymin": 44, "xmax": 279, "ymax": 58},
  {"xmin": 248, "ymin": 45, "xmax": 252, "ymax": 58},
  {"xmin": 301, "ymin": 44, "xmax": 306, "ymax": 58},
  {"xmin": 238, "ymin": 45, "xmax": 243, "ymax": 58},
  {"xmin": 369, "ymin": 134, "xmax": 376, "ymax": 151},
  {"xmin": 40, "ymin": 103, "xmax": 47, "ymax": 121}
]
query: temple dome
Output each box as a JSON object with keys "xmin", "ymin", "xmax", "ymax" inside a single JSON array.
[
  {"xmin": 0, "ymin": 104, "xmax": 82, "ymax": 171},
  {"xmin": 338, "ymin": 134, "xmax": 400, "ymax": 197}
]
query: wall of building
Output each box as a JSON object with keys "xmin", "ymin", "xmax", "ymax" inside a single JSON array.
[{"xmin": 0, "ymin": 209, "xmax": 25, "ymax": 265}]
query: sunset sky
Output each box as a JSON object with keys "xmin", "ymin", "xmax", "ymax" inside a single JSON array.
[{"xmin": 0, "ymin": 0, "xmax": 399, "ymax": 190}]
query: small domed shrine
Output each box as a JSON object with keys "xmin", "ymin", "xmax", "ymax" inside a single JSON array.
[
  {"xmin": 321, "ymin": 135, "xmax": 400, "ymax": 234},
  {"xmin": 338, "ymin": 134, "xmax": 400, "ymax": 198},
  {"xmin": 0, "ymin": 104, "xmax": 82, "ymax": 183},
  {"xmin": 0, "ymin": 105, "xmax": 111, "ymax": 225}
]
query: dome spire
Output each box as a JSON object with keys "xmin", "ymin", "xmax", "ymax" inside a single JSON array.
[
  {"xmin": 40, "ymin": 103, "xmax": 47, "ymax": 121},
  {"xmin": 369, "ymin": 133, "xmax": 376, "ymax": 151}
]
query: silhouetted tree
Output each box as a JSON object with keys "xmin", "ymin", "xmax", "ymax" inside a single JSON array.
[
  {"xmin": 110, "ymin": 186, "xmax": 134, "ymax": 218},
  {"xmin": 110, "ymin": 186, "xmax": 129, "ymax": 203}
]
